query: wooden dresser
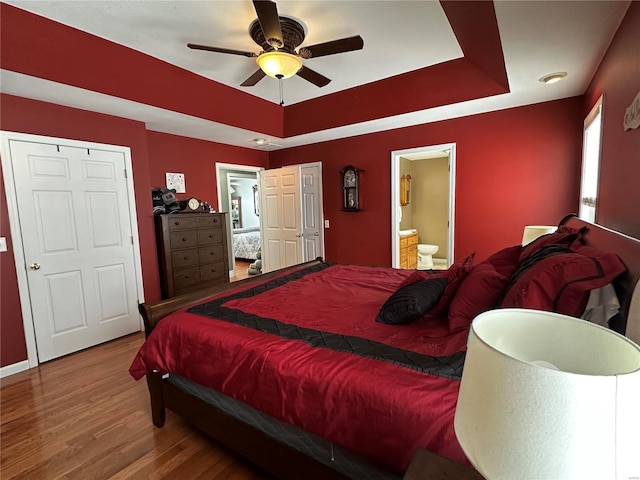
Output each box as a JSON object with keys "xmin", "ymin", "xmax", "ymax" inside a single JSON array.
[
  {"xmin": 155, "ymin": 213, "xmax": 229, "ymax": 298},
  {"xmin": 399, "ymin": 232, "xmax": 418, "ymax": 269}
]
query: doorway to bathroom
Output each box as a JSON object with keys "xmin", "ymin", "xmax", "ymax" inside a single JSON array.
[{"xmin": 390, "ymin": 143, "xmax": 456, "ymax": 269}]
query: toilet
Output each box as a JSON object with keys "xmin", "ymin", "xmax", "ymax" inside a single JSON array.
[{"xmin": 417, "ymin": 244, "xmax": 439, "ymax": 270}]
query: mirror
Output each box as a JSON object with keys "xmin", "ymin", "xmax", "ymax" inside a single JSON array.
[
  {"xmin": 231, "ymin": 196, "xmax": 242, "ymax": 229},
  {"xmin": 400, "ymin": 174, "xmax": 411, "ymax": 206}
]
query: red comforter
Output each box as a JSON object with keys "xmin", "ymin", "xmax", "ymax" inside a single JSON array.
[{"xmin": 130, "ymin": 264, "xmax": 471, "ymax": 473}]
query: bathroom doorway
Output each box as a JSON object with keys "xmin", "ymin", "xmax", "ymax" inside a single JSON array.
[{"xmin": 390, "ymin": 143, "xmax": 456, "ymax": 269}]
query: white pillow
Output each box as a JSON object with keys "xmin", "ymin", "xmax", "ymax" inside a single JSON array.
[{"xmin": 581, "ymin": 284, "xmax": 620, "ymax": 327}]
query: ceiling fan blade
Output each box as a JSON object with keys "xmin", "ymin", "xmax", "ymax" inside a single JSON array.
[
  {"xmin": 296, "ymin": 66, "xmax": 331, "ymax": 88},
  {"xmin": 253, "ymin": 0, "xmax": 284, "ymax": 49},
  {"xmin": 240, "ymin": 69, "xmax": 267, "ymax": 87},
  {"xmin": 299, "ymin": 35, "xmax": 364, "ymax": 59},
  {"xmin": 188, "ymin": 43, "xmax": 257, "ymax": 58}
]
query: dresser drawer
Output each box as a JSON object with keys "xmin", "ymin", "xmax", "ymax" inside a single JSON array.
[
  {"xmin": 168, "ymin": 214, "xmax": 223, "ymax": 230},
  {"xmin": 169, "ymin": 230, "xmax": 199, "ymax": 249},
  {"xmin": 199, "ymin": 246, "xmax": 225, "ymax": 264},
  {"xmin": 197, "ymin": 228, "xmax": 223, "ymax": 245},
  {"xmin": 171, "ymin": 248, "xmax": 199, "ymax": 268},
  {"xmin": 199, "ymin": 261, "xmax": 226, "ymax": 282},
  {"xmin": 173, "ymin": 266, "xmax": 201, "ymax": 289}
]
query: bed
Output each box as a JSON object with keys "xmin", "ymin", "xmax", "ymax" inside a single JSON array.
[
  {"xmin": 233, "ymin": 226, "xmax": 261, "ymax": 260},
  {"xmin": 130, "ymin": 215, "xmax": 640, "ymax": 479}
]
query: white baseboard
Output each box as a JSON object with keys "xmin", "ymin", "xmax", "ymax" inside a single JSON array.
[{"xmin": 0, "ymin": 360, "xmax": 30, "ymax": 379}]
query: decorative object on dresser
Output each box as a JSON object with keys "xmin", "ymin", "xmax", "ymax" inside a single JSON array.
[
  {"xmin": 155, "ymin": 213, "xmax": 229, "ymax": 298},
  {"xmin": 455, "ymin": 308, "xmax": 640, "ymax": 480},
  {"xmin": 399, "ymin": 230, "xmax": 418, "ymax": 269},
  {"xmin": 340, "ymin": 165, "xmax": 361, "ymax": 211}
]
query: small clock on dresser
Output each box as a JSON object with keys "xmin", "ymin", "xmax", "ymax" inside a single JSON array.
[{"xmin": 340, "ymin": 165, "xmax": 361, "ymax": 211}]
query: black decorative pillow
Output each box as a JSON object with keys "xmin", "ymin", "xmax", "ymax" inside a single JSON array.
[{"xmin": 376, "ymin": 278, "xmax": 448, "ymax": 325}]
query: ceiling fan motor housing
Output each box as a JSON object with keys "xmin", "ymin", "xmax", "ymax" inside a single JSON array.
[{"xmin": 249, "ymin": 16, "xmax": 305, "ymax": 54}]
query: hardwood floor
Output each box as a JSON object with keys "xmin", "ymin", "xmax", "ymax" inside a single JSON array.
[
  {"xmin": 230, "ymin": 260, "xmax": 253, "ymax": 282},
  {"xmin": 0, "ymin": 333, "xmax": 272, "ymax": 480}
]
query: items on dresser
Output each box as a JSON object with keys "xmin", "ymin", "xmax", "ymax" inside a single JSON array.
[
  {"xmin": 399, "ymin": 231, "xmax": 418, "ymax": 269},
  {"xmin": 155, "ymin": 213, "xmax": 229, "ymax": 298}
]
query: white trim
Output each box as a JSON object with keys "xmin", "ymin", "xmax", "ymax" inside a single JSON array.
[
  {"xmin": 0, "ymin": 131, "xmax": 146, "ymax": 367},
  {"xmin": 0, "ymin": 360, "xmax": 30, "ymax": 379},
  {"xmin": 390, "ymin": 143, "xmax": 456, "ymax": 268}
]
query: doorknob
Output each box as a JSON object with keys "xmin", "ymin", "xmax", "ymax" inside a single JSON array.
[
  {"xmin": 30, "ymin": 262, "xmax": 41, "ymax": 270},
  {"xmin": 314, "ymin": 232, "xmax": 319, "ymax": 236},
  {"xmin": 295, "ymin": 233, "xmax": 302, "ymax": 237}
]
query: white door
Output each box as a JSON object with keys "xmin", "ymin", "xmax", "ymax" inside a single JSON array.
[
  {"xmin": 259, "ymin": 166, "xmax": 303, "ymax": 273},
  {"xmin": 8, "ymin": 140, "xmax": 140, "ymax": 362},
  {"xmin": 300, "ymin": 163, "xmax": 324, "ymax": 261}
]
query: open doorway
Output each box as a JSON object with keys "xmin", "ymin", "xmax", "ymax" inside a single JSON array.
[
  {"xmin": 390, "ymin": 143, "xmax": 456, "ymax": 269},
  {"xmin": 215, "ymin": 163, "xmax": 263, "ymax": 278}
]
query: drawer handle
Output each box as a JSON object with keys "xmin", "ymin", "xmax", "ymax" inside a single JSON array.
[
  {"xmin": 185, "ymin": 275, "xmax": 190, "ymax": 279},
  {"xmin": 182, "ymin": 237, "xmax": 188, "ymax": 241},
  {"xmin": 183, "ymin": 256, "xmax": 189, "ymax": 260},
  {"xmin": 212, "ymin": 219, "xmax": 218, "ymax": 224},
  {"xmin": 210, "ymin": 252, "xmax": 214, "ymax": 256},
  {"xmin": 211, "ymin": 268, "xmax": 216, "ymax": 272},
  {"xmin": 209, "ymin": 234, "xmax": 213, "ymax": 238},
  {"xmin": 174, "ymin": 221, "xmax": 180, "ymax": 226}
]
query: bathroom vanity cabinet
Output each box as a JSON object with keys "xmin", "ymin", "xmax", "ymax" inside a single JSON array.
[{"xmin": 399, "ymin": 232, "xmax": 418, "ymax": 269}]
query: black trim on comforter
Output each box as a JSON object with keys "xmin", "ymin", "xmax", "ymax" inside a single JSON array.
[{"xmin": 188, "ymin": 262, "xmax": 465, "ymax": 381}]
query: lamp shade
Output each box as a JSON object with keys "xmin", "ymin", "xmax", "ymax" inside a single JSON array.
[
  {"xmin": 256, "ymin": 51, "xmax": 302, "ymax": 79},
  {"xmin": 521, "ymin": 225, "xmax": 557, "ymax": 245},
  {"xmin": 454, "ymin": 309, "xmax": 640, "ymax": 480}
]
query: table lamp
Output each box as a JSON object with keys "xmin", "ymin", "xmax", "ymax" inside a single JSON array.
[
  {"xmin": 454, "ymin": 309, "xmax": 640, "ymax": 479},
  {"xmin": 521, "ymin": 225, "xmax": 557, "ymax": 245}
]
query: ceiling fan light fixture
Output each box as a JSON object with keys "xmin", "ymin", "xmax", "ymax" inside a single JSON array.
[
  {"xmin": 539, "ymin": 72, "xmax": 567, "ymax": 84},
  {"xmin": 256, "ymin": 51, "xmax": 302, "ymax": 79}
]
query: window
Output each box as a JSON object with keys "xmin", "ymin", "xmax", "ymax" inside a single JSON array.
[{"xmin": 579, "ymin": 96, "xmax": 604, "ymax": 222}]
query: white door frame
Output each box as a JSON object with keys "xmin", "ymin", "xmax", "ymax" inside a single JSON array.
[
  {"xmin": 0, "ymin": 131, "xmax": 145, "ymax": 369},
  {"xmin": 215, "ymin": 163, "xmax": 264, "ymax": 277},
  {"xmin": 390, "ymin": 143, "xmax": 456, "ymax": 268}
]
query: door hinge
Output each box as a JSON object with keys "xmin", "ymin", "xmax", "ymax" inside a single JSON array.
[
  {"xmin": 124, "ymin": 169, "xmax": 128, "ymax": 178},
  {"xmin": 131, "ymin": 236, "xmax": 134, "ymax": 245}
]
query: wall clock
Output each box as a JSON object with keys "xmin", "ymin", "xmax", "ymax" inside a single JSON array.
[{"xmin": 340, "ymin": 165, "xmax": 361, "ymax": 211}]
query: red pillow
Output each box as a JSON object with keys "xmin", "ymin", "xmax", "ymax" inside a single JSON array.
[
  {"xmin": 501, "ymin": 244, "xmax": 626, "ymax": 317},
  {"xmin": 484, "ymin": 244, "xmax": 522, "ymax": 277},
  {"xmin": 398, "ymin": 269, "xmax": 444, "ymax": 289},
  {"xmin": 426, "ymin": 253, "xmax": 475, "ymax": 318},
  {"xmin": 519, "ymin": 225, "xmax": 584, "ymax": 262},
  {"xmin": 448, "ymin": 262, "xmax": 508, "ymax": 330}
]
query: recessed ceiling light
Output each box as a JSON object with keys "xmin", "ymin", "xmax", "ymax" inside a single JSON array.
[
  {"xmin": 539, "ymin": 72, "xmax": 567, "ymax": 85},
  {"xmin": 253, "ymin": 138, "xmax": 267, "ymax": 145}
]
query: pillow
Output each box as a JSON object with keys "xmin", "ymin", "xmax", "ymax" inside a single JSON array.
[
  {"xmin": 448, "ymin": 262, "xmax": 508, "ymax": 330},
  {"xmin": 398, "ymin": 269, "xmax": 444, "ymax": 289},
  {"xmin": 484, "ymin": 244, "xmax": 523, "ymax": 278},
  {"xmin": 426, "ymin": 253, "xmax": 475, "ymax": 318},
  {"xmin": 501, "ymin": 244, "xmax": 626, "ymax": 317},
  {"xmin": 519, "ymin": 225, "xmax": 584, "ymax": 262},
  {"xmin": 581, "ymin": 284, "xmax": 620, "ymax": 328},
  {"xmin": 376, "ymin": 277, "xmax": 448, "ymax": 325}
]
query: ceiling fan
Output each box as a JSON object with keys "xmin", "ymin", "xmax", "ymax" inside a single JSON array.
[{"xmin": 187, "ymin": 0, "xmax": 364, "ymax": 88}]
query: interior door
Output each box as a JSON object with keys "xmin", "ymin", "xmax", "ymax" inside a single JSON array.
[
  {"xmin": 300, "ymin": 163, "xmax": 324, "ymax": 261},
  {"xmin": 8, "ymin": 140, "xmax": 140, "ymax": 362},
  {"xmin": 259, "ymin": 166, "xmax": 303, "ymax": 273}
]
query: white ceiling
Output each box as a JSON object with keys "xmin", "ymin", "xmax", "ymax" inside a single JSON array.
[{"xmin": 1, "ymin": 0, "xmax": 630, "ymax": 150}]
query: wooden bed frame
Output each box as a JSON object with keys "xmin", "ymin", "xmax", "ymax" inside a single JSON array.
[{"xmin": 138, "ymin": 215, "xmax": 640, "ymax": 479}]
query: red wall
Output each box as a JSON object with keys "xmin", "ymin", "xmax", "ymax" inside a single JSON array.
[
  {"xmin": 584, "ymin": 1, "xmax": 640, "ymax": 239},
  {"xmin": 271, "ymin": 98, "xmax": 584, "ymax": 266},
  {"xmin": 146, "ymin": 131, "xmax": 269, "ymax": 209}
]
